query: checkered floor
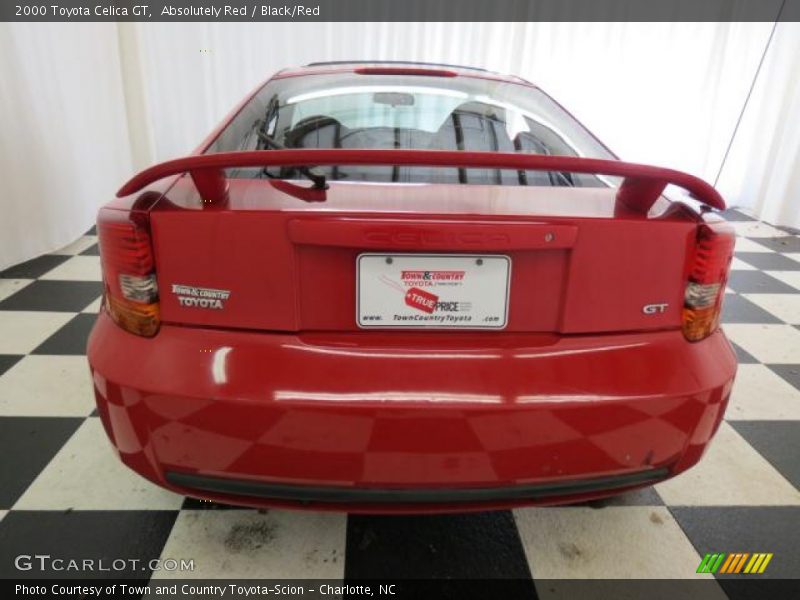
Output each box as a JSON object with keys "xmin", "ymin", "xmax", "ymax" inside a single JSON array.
[{"xmin": 0, "ymin": 210, "xmax": 798, "ymax": 591}]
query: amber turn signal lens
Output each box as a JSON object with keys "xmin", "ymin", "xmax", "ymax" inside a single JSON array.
[
  {"xmin": 106, "ymin": 291, "xmax": 160, "ymax": 337},
  {"xmin": 682, "ymin": 306, "xmax": 720, "ymax": 342}
]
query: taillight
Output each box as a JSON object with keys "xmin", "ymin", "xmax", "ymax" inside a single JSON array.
[
  {"xmin": 97, "ymin": 210, "xmax": 159, "ymax": 337},
  {"xmin": 682, "ymin": 223, "xmax": 735, "ymax": 342}
]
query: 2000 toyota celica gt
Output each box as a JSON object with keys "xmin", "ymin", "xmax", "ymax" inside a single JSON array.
[{"xmin": 88, "ymin": 61, "xmax": 737, "ymax": 513}]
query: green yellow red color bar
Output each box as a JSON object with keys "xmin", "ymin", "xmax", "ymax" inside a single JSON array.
[{"xmin": 697, "ymin": 552, "xmax": 773, "ymax": 574}]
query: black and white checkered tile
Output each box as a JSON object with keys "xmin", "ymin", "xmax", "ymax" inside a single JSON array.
[{"xmin": 0, "ymin": 211, "xmax": 798, "ymax": 590}]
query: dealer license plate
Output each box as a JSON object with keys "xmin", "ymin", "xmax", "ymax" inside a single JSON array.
[{"xmin": 357, "ymin": 254, "xmax": 511, "ymax": 329}]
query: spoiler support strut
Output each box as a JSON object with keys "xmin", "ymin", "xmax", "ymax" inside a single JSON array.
[{"xmin": 117, "ymin": 149, "xmax": 725, "ymax": 214}]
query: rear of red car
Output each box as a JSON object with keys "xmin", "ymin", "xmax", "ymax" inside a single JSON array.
[{"xmin": 88, "ymin": 64, "xmax": 736, "ymax": 512}]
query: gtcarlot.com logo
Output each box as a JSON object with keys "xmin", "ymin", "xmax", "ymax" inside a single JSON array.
[
  {"xmin": 14, "ymin": 554, "xmax": 195, "ymax": 572},
  {"xmin": 697, "ymin": 552, "xmax": 773, "ymax": 574}
]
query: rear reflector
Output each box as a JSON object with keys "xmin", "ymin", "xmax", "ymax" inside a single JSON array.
[
  {"xmin": 682, "ymin": 223, "xmax": 735, "ymax": 342},
  {"xmin": 97, "ymin": 211, "xmax": 160, "ymax": 337}
]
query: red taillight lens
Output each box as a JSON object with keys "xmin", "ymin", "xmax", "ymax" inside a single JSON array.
[
  {"xmin": 682, "ymin": 223, "xmax": 735, "ymax": 342},
  {"xmin": 97, "ymin": 210, "xmax": 159, "ymax": 337}
]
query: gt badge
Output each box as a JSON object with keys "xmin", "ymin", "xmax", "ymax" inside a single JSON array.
[
  {"xmin": 172, "ymin": 284, "xmax": 230, "ymax": 310},
  {"xmin": 643, "ymin": 303, "xmax": 669, "ymax": 314}
]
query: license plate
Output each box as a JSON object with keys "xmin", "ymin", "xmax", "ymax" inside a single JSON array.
[{"xmin": 357, "ymin": 254, "xmax": 511, "ymax": 329}]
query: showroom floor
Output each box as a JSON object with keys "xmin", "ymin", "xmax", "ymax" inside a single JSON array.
[{"xmin": 0, "ymin": 210, "xmax": 798, "ymax": 590}]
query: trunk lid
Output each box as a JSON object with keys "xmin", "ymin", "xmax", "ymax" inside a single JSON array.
[{"xmin": 149, "ymin": 177, "xmax": 697, "ymax": 335}]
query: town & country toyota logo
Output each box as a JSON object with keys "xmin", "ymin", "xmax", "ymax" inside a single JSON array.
[{"xmin": 401, "ymin": 270, "xmax": 465, "ymax": 286}]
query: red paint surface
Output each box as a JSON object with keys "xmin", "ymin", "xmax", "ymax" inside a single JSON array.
[
  {"xmin": 88, "ymin": 312, "xmax": 735, "ymax": 512},
  {"xmin": 132, "ymin": 186, "xmax": 697, "ymax": 335}
]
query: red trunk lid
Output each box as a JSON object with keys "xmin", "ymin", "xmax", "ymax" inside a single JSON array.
[{"xmin": 146, "ymin": 177, "xmax": 697, "ymax": 335}]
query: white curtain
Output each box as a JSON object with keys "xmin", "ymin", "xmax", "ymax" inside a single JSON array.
[
  {"xmin": 716, "ymin": 22, "xmax": 800, "ymax": 230},
  {"xmin": 1, "ymin": 21, "xmax": 797, "ymax": 271},
  {"xmin": 0, "ymin": 23, "xmax": 133, "ymax": 271}
]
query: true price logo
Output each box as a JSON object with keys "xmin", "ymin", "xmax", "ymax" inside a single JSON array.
[{"xmin": 405, "ymin": 287, "xmax": 439, "ymax": 314}]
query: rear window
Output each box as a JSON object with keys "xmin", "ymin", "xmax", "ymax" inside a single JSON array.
[{"xmin": 206, "ymin": 72, "xmax": 616, "ymax": 187}]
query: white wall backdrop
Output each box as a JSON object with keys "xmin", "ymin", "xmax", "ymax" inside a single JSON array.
[
  {"xmin": 716, "ymin": 22, "xmax": 800, "ymax": 230},
  {"xmin": 0, "ymin": 23, "xmax": 133, "ymax": 271},
  {"xmin": 1, "ymin": 21, "xmax": 798, "ymax": 270}
]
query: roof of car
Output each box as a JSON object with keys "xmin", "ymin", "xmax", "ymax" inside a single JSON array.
[{"xmin": 275, "ymin": 61, "xmax": 532, "ymax": 85}]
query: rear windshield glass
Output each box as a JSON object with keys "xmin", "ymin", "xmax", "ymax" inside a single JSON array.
[{"xmin": 206, "ymin": 72, "xmax": 616, "ymax": 187}]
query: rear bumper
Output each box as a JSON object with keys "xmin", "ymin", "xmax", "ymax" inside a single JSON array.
[
  {"xmin": 164, "ymin": 468, "xmax": 669, "ymax": 506},
  {"xmin": 88, "ymin": 311, "xmax": 736, "ymax": 513}
]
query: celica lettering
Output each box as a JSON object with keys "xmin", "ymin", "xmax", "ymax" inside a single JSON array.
[{"xmin": 94, "ymin": 5, "xmax": 130, "ymax": 17}]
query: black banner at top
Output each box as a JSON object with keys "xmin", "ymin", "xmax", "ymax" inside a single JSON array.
[{"xmin": 3, "ymin": 0, "xmax": 799, "ymax": 23}]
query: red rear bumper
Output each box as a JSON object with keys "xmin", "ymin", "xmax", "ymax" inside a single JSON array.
[{"xmin": 87, "ymin": 311, "xmax": 736, "ymax": 513}]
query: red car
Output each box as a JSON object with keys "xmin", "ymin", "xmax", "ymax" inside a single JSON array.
[{"xmin": 88, "ymin": 61, "xmax": 737, "ymax": 513}]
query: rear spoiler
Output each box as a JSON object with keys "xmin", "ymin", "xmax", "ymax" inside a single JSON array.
[{"xmin": 117, "ymin": 149, "xmax": 725, "ymax": 214}]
